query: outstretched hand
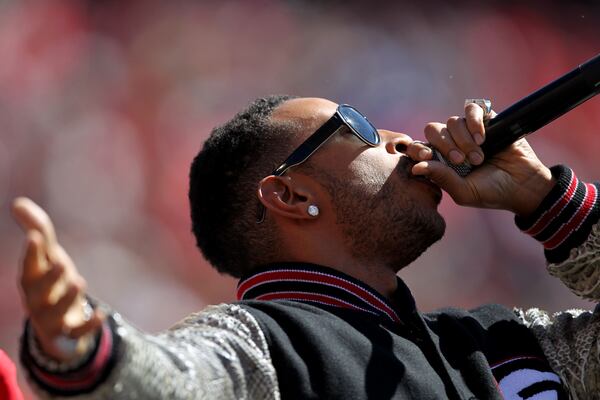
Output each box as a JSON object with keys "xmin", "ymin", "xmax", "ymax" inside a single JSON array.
[
  {"xmin": 408, "ymin": 103, "xmax": 555, "ymax": 216},
  {"xmin": 12, "ymin": 198, "xmax": 103, "ymax": 362}
]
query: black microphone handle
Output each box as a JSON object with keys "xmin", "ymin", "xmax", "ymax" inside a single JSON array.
[{"xmin": 430, "ymin": 52, "xmax": 600, "ymax": 177}]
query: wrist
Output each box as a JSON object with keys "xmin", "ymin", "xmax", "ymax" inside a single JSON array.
[
  {"xmin": 37, "ymin": 330, "xmax": 96, "ymax": 364},
  {"xmin": 513, "ymin": 166, "xmax": 555, "ymax": 217},
  {"xmin": 25, "ymin": 320, "xmax": 98, "ymax": 372},
  {"xmin": 32, "ymin": 297, "xmax": 98, "ymax": 363},
  {"xmin": 21, "ymin": 299, "xmax": 119, "ymax": 396}
]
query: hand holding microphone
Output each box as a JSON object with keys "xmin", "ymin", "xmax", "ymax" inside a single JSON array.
[
  {"xmin": 430, "ymin": 52, "xmax": 600, "ymax": 177},
  {"xmin": 408, "ymin": 52, "xmax": 600, "ymax": 216}
]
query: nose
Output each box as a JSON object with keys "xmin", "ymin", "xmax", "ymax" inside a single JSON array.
[{"xmin": 379, "ymin": 130, "xmax": 413, "ymax": 155}]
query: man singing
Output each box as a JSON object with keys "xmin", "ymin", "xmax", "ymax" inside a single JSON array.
[{"xmin": 14, "ymin": 96, "xmax": 600, "ymax": 399}]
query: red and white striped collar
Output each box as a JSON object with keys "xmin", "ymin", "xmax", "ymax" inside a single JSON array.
[{"xmin": 237, "ymin": 263, "xmax": 414, "ymax": 325}]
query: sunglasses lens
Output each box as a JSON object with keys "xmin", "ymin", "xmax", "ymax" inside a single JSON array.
[{"xmin": 339, "ymin": 105, "xmax": 380, "ymax": 145}]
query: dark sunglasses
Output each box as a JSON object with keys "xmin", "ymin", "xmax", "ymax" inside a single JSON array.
[{"xmin": 257, "ymin": 104, "xmax": 380, "ymax": 223}]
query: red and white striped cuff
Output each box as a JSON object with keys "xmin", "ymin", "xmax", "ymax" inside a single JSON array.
[
  {"xmin": 21, "ymin": 316, "xmax": 119, "ymax": 396},
  {"xmin": 515, "ymin": 165, "xmax": 600, "ymax": 264}
]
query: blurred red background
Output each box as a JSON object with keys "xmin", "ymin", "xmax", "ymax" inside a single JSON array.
[{"xmin": 1, "ymin": 1, "xmax": 599, "ymax": 396}]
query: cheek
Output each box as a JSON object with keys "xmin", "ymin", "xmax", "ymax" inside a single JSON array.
[{"xmin": 346, "ymin": 154, "xmax": 395, "ymax": 196}]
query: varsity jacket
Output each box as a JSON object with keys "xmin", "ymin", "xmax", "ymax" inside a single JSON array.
[{"xmin": 20, "ymin": 166, "xmax": 600, "ymax": 399}]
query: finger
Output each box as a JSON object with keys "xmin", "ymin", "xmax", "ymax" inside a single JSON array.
[
  {"xmin": 406, "ymin": 141, "xmax": 432, "ymax": 161},
  {"xmin": 12, "ymin": 197, "xmax": 58, "ymax": 247},
  {"xmin": 446, "ymin": 116, "xmax": 484, "ymax": 166},
  {"xmin": 52, "ymin": 244, "xmax": 81, "ymax": 281},
  {"xmin": 23, "ymin": 263, "xmax": 65, "ymax": 311},
  {"xmin": 411, "ymin": 161, "xmax": 470, "ymax": 203},
  {"xmin": 51, "ymin": 284, "xmax": 80, "ymax": 318},
  {"xmin": 20, "ymin": 231, "xmax": 49, "ymax": 288},
  {"xmin": 464, "ymin": 102, "xmax": 485, "ymax": 145},
  {"xmin": 69, "ymin": 310, "xmax": 105, "ymax": 338},
  {"xmin": 30, "ymin": 284, "xmax": 81, "ymax": 334},
  {"xmin": 424, "ymin": 122, "xmax": 464, "ymax": 165}
]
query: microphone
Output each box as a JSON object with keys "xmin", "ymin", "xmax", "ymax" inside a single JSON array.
[{"xmin": 430, "ymin": 52, "xmax": 600, "ymax": 177}]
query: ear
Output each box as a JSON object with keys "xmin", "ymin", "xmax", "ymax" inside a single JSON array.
[{"xmin": 257, "ymin": 175, "xmax": 316, "ymax": 220}]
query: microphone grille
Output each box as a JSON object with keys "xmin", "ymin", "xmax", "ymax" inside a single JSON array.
[{"xmin": 429, "ymin": 148, "xmax": 473, "ymax": 177}]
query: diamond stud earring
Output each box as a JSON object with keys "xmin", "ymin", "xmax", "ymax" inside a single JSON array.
[{"xmin": 307, "ymin": 204, "xmax": 319, "ymax": 217}]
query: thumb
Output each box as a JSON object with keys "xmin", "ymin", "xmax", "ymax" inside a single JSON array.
[{"xmin": 412, "ymin": 161, "xmax": 471, "ymax": 204}]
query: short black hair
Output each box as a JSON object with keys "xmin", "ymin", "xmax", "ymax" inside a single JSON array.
[{"xmin": 189, "ymin": 95, "xmax": 299, "ymax": 278}]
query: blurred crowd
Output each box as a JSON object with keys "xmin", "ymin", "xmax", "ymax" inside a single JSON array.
[{"xmin": 1, "ymin": 0, "xmax": 599, "ymax": 396}]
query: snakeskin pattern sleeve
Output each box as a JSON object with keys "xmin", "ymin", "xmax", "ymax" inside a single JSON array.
[
  {"xmin": 514, "ymin": 166, "xmax": 600, "ymax": 398},
  {"xmin": 522, "ymin": 223, "xmax": 600, "ymax": 400},
  {"xmin": 546, "ymin": 222, "xmax": 600, "ymax": 300},
  {"xmin": 23, "ymin": 303, "xmax": 280, "ymax": 400},
  {"xmin": 517, "ymin": 304, "xmax": 600, "ymax": 400}
]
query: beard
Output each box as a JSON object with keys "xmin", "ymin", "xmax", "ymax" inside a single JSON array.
[{"xmin": 320, "ymin": 160, "xmax": 446, "ymax": 271}]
